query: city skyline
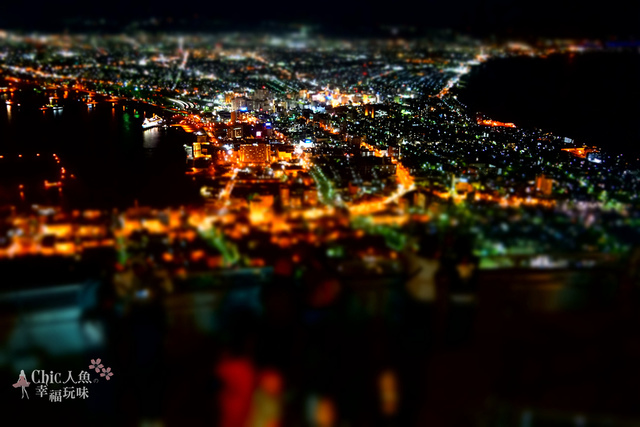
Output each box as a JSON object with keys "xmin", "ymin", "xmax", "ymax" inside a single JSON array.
[{"xmin": 1, "ymin": 15, "xmax": 639, "ymax": 427}]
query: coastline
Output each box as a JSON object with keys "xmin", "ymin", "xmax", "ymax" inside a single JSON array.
[{"xmin": 453, "ymin": 50, "xmax": 640, "ymax": 157}]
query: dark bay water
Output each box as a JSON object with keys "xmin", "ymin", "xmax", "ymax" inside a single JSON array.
[
  {"xmin": 0, "ymin": 93, "xmax": 199, "ymax": 209},
  {"xmin": 457, "ymin": 51, "xmax": 640, "ymax": 156}
]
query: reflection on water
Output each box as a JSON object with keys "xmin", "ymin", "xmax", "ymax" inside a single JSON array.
[
  {"xmin": 143, "ymin": 127, "xmax": 161, "ymax": 149},
  {"xmin": 122, "ymin": 110, "xmax": 132, "ymax": 133}
]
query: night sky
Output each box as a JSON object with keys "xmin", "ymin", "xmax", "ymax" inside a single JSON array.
[{"xmin": 1, "ymin": 0, "xmax": 639, "ymax": 39}]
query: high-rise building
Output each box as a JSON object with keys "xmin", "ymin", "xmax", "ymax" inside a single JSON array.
[
  {"xmin": 239, "ymin": 144, "xmax": 270, "ymax": 164},
  {"xmin": 232, "ymin": 96, "xmax": 251, "ymax": 111}
]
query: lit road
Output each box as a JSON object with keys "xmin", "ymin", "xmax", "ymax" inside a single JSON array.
[{"xmin": 219, "ymin": 168, "xmax": 239, "ymax": 205}]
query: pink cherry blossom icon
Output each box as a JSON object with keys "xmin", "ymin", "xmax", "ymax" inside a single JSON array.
[
  {"xmin": 100, "ymin": 367, "xmax": 113, "ymax": 380},
  {"xmin": 89, "ymin": 358, "xmax": 104, "ymax": 373}
]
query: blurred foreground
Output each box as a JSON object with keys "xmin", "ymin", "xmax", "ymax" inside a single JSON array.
[{"xmin": 2, "ymin": 241, "xmax": 640, "ymax": 427}]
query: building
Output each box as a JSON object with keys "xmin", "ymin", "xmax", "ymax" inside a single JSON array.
[
  {"xmin": 536, "ymin": 175, "xmax": 553, "ymax": 196},
  {"xmin": 232, "ymin": 96, "xmax": 251, "ymax": 111},
  {"xmin": 184, "ymin": 145, "xmax": 193, "ymax": 160},
  {"xmin": 239, "ymin": 144, "xmax": 270, "ymax": 164},
  {"xmin": 276, "ymin": 145, "xmax": 295, "ymax": 161},
  {"xmin": 587, "ymin": 152, "xmax": 603, "ymax": 164},
  {"xmin": 231, "ymin": 123, "xmax": 253, "ymax": 139}
]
